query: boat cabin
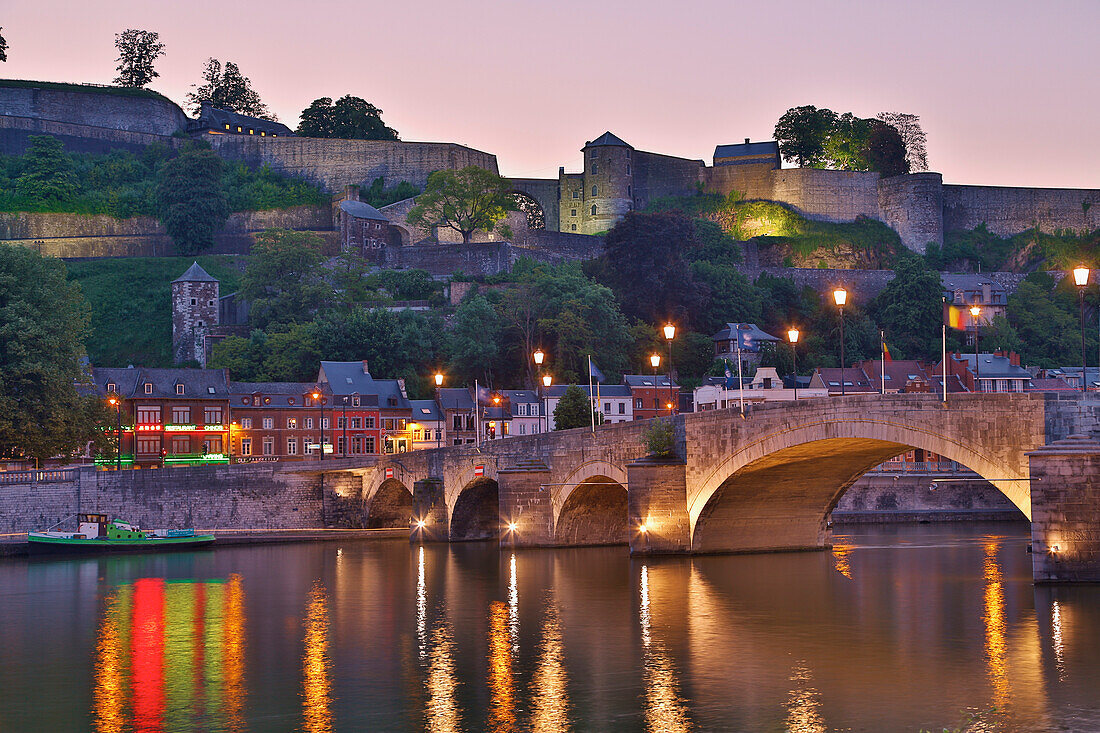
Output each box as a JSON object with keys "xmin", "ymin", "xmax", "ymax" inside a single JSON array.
[{"xmin": 77, "ymin": 514, "xmax": 110, "ymax": 539}]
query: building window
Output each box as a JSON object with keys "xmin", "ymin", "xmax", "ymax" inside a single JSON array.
[
  {"xmin": 288, "ymin": 418, "xmax": 297, "ymax": 429},
  {"xmin": 337, "ymin": 436, "xmax": 346, "ymax": 454},
  {"xmin": 628, "ymin": 185, "xmax": 631, "ymax": 198},
  {"xmin": 322, "ymin": 418, "xmax": 329, "ymax": 429},
  {"xmin": 287, "ymin": 438, "xmax": 298, "ymax": 455},
  {"xmin": 591, "ymin": 163, "xmax": 598, "ymax": 174},
  {"xmin": 248, "ymin": 129, "xmax": 254, "ymax": 135},
  {"xmin": 364, "ymin": 416, "xmax": 375, "ymax": 429},
  {"xmin": 336, "ymin": 417, "xmax": 346, "ymax": 429},
  {"xmin": 572, "ymin": 190, "xmax": 580, "ymax": 199},
  {"xmin": 636, "ymin": 399, "xmax": 644, "ymax": 409},
  {"xmin": 106, "ymin": 382, "xmax": 116, "ymax": 393},
  {"xmin": 571, "ymin": 224, "xmax": 577, "ymax": 231},
  {"xmin": 262, "ymin": 417, "xmax": 274, "ymax": 429},
  {"xmin": 303, "ymin": 437, "xmax": 314, "ymax": 454},
  {"xmin": 364, "ymin": 436, "xmax": 376, "ymax": 454},
  {"xmin": 144, "ymin": 383, "xmax": 153, "ymax": 394},
  {"xmin": 306, "ymin": 418, "xmax": 314, "ymax": 430},
  {"xmin": 351, "ymin": 417, "xmax": 362, "ymax": 429},
  {"xmin": 240, "ymin": 438, "xmax": 252, "ymax": 456},
  {"xmin": 570, "ymin": 209, "xmax": 577, "ymax": 217},
  {"xmin": 603, "ymin": 402, "xmax": 611, "ymax": 413},
  {"xmin": 137, "ymin": 437, "xmax": 160, "ymax": 455},
  {"xmin": 517, "ymin": 404, "xmax": 527, "ymax": 416},
  {"xmin": 262, "ymin": 437, "xmax": 274, "ymax": 455},
  {"xmin": 237, "ymin": 126, "xmax": 242, "ymax": 133},
  {"xmin": 627, "ymin": 164, "xmax": 631, "ymax": 174},
  {"xmin": 204, "ymin": 407, "xmax": 222, "ymax": 424},
  {"xmin": 452, "ymin": 415, "xmax": 463, "ymax": 430},
  {"xmin": 591, "ymin": 205, "xmax": 597, "ymax": 216},
  {"xmin": 171, "ymin": 437, "xmax": 190, "ymax": 455},
  {"xmin": 352, "ymin": 396, "xmax": 361, "ymax": 407},
  {"xmin": 384, "ymin": 418, "xmax": 395, "ymax": 431},
  {"xmin": 203, "ymin": 437, "xmax": 222, "ymax": 454},
  {"xmin": 591, "ymin": 185, "xmax": 598, "ymax": 196},
  {"xmin": 224, "ymin": 123, "xmax": 231, "ymax": 131},
  {"xmin": 190, "ymin": 298, "xmax": 197, "ymax": 305},
  {"xmin": 239, "ymin": 417, "xmax": 252, "ymax": 429},
  {"xmin": 618, "ymin": 402, "xmax": 626, "ymax": 414},
  {"xmin": 171, "ymin": 406, "xmax": 190, "ymax": 424},
  {"xmin": 352, "ymin": 436, "xmax": 363, "ymax": 454},
  {"xmin": 208, "ymin": 300, "xmax": 215, "ymax": 307},
  {"xmin": 197, "ymin": 321, "xmax": 204, "ymax": 328},
  {"xmin": 136, "ymin": 406, "xmax": 161, "ymax": 425}
]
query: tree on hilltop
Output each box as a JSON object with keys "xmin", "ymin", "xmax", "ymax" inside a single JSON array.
[
  {"xmin": 0, "ymin": 27, "xmax": 8, "ymax": 62},
  {"xmin": 824, "ymin": 112, "xmax": 872, "ymax": 171},
  {"xmin": 16, "ymin": 135, "xmax": 77, "ymax": 202},
  {"xmin": 406, "ymin": 166, "xmax": 516, "ymax": 244},
  {"xmin": 155, "ymin": 144, "xmax": 229, "ymax": 255},
  {"xmin": 867, "ymin": 120, "xmax": 910, "ymax": 177},
  {"xmin": 113, "ymin": 29, "xmax": 165, "ymax": 88},
  {"xmin": 877, "ymin": 112, "xmax": 929, "ymax": 172},
  {"xmin": 297, "ymin": 96, "xmax": 399, "ymax": 140},
  {"xmin": 186, "ymin": 59, "xmax": 274, "ymax": 120},
  {"xmin": 774, "ymin": 105, "xmax": 837, "ymax": 167}
]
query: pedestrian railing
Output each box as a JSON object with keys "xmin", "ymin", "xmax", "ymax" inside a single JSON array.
[
  {"xmin": 869, "ymin": 461, "xmax": 963, "ymax": 474},
  {"xmin": 0, "ymin": 468, "xmax": 78, "ymax": 485}
]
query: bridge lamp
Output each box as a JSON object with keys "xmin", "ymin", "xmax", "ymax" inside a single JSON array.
[
  {"xmin": 787, "ymin": 329, "xmax": 800, "ymax": 400},
  {"xmin": 833, "ymin": 288, "xmax": 848, "ymax": 395},
  {"xmin": 663, "ymin": 324, "xmax": 676, "ymax": 417},
  {"xmin": 507, "ymin": 522, "xmax": 518, "ymax": 532},
  {"xmin": 541, "ymin": 374, "xmax": 553, "ymax": 433},
  {"xmin": 638, "ymin": 524, "xmax": 648, "ymax": 533},
  {"xmin": 968, "ymin": 306, "xmax": 982, "ymax": 389},
  {"xmin": 435, "ymin": 373, "xmax": 444, "ymax": 387},
  {"xmin": 1074, "ymin": 266, "xmax": 1090, "ymax": 392},
  {"xmin": 416, "ymin": 519, "xmax": 427, "ymax": 529}
]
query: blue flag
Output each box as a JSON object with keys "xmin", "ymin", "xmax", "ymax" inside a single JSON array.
[
  {"xmin": 724, "ymin": 361, "xmax": 737, "ymax": 389},
  {"xmin": 738, "ymin": 325, "xmax": 758, "ymax": 353},
  {"xmin": 588, "ymin": 361, "xmax": 605, "ymax": 384}
]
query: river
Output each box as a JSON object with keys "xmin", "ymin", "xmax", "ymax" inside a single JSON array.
[{"xmin": 1, "ymin": 522, "xmax": 1098, "ymax": 732}]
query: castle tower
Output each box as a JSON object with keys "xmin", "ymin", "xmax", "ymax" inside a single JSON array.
[
  {"xmin": 171, "ymin": 262, "xmax": 220, "ymax": 366},
  {"xmin": 559, "ymin": 132, "xmax": 635, "ymax": 235}
]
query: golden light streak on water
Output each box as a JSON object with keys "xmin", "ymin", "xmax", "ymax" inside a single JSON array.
[
  {"xmin": 425, "ymin": 623, "xmax": 462, "ymax": 733},
  {"xmin": 487, "ymin": 601, "xmax": 516, "ymax": 732},
  {"xmin": 530, "ymin": 600, "xmax": 570, "ymax": 732},
  {"xmin": 302, "ymin": 581, "xmax": 334, "ymax": 733},
  {"xmin": 832, "ymin": 544, "xmax": 853, "ymax": 579},
  {"xmin": 223, "ymin": 574, "xmax": 247, "ymax": 733},
  {"xmin": 508, "ymin": 553, "xmax": 519, "ymax": 652},
  {"xmin": 1051, "ymin": 600, "xmax": 1066, "ymax": 682},
  {"xmin": 982, "ymin": 541, "xmax": 1009, "ymax": 710},
  {"xmin": 783, "ymin": 662, "xmax": 826, "ymax": 733},
  {"xmin": 417, "ymin": 546, "xmax": 427, "ymax": 660},
  {"xmin": 639, "ymin": 566, "xmax": 691, "ymax": 733},
  {"xmin": 93, "ymin": 589, "xmax": 129, "ymax": 733}
]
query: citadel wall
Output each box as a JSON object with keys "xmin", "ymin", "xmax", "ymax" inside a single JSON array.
[
  {"xmin": 0, "ymin": 114, "xmax": 180, "ymax": 155},
  {"xmin": 943, "ymin": 184, "xmax": 1099, "ymax": 237},
  {"xmin": 878, "ymin": 172, "xmax": 945, "ymax": 253},
  {"xmin": 0, "ymin": 84, "xmax": 188, "ymax": 135}
]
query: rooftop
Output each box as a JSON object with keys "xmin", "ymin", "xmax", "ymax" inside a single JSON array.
[
  {"xmin": 583, "ymin": 131, "xmax": 633, "ymax": 150},
  {"xmin": 173, "ymin": 261, "xmax": 218, "ymax": 283},
  {"xmin": 713, "ymin": 139, "xmax": 779, "ymax": 160},
  {"xmin": 339, "ymin": 199, "xmax": 388, "ymax": 221}
]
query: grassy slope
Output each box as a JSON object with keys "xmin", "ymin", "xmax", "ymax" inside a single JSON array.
[{"xmin": 67, "ymin": 256, "xmax": 245, "ymax": 368}]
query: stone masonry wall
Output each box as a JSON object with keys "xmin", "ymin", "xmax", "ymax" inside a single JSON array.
[
  {"xmin": 0, "ymin": 85, "xmax": 187, "ymax": 135},
  {"xmin": 878, "ymin": 173, "xmax": 945, "ymax": 254},
  {"xmin": 0, "ymin": 464, "xmax": 337, "ymax": 534},
  {"xmin": 0, "ymin": 114, "xmax": 181, "ymax": 156},
  {"xmin": 943, "ymin": 184, "xmax": 1100, "ymax": 237}
]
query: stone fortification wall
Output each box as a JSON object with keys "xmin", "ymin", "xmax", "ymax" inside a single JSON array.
[
  {"xmin": 631, "ymin": 151, "xmax": 704, "ymax": 209},
  {"xmin": 943, "ymin": 184, "xmax": 1100, "ymax": 237},
  {"xmin": 0, "ymin": 114, "xmax": 180, "ymax": 156},
  {"xmin": 379, "ymin": 231, "xmax": 602, "ymax": 277},
  {"xmin": 833, "ymin": 472, "xmax": 1022, "ymax": 521},
  {"xmin": 0, "ymin": 464, "xmax": 338, "ymax": 534},
  {"xmin": 206, "ymin": 134, "xmax": 499, "ymax": 192},
  {"xmin": 0, "ymin": 84, "xmax": 187, "ymax": 135},
  {"xmin": 510, "ymin": 177, "xmax": 560, "ymax": 231},
  {"xmin": 878, "ymin": 173, "xmax": 944, "ymax": 254},
  {"xmin": 0, "ymin": 206, "xmax": 333, "ymax": 258},
  {"xmin": 705, "ymin": 165, "xmax": 882, "ymax": 224}
]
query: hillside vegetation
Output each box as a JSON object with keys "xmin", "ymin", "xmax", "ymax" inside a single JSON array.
[{"xmin": 926, "ymin": 224, "xmax": 1100, "ymax": 273}]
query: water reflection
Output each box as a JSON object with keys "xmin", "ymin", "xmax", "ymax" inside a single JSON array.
[
  {"xmin": 831, "ymin": 544, "xmax": 853, "ymax": 579},
  {"xmin": 530, "ymin": 597, "xmax": 570, "ymax": 732},
  {"xmin": 508, "ymin": 553, "xmax": 519, "ymax": 652},
  {"xmin": 302, "ymin": 580, "xmax": 334, "ymax": 733},
  {"xmin": 982, "ymin": 541, "xmax": 1009, "ymax": 710},
  {"xmin": 1051, "ymin": 599, "xmax": 1066, "ymax": 682},
  {"xmin": 417, "ymin": 546, "xmax": 427, "ymax": 660},
  {"xmin": 784, "ymin": 661, "xmax": 826, "ymax": 733},
  {"xmin": 91, "ymin": 576, "xmax": 246, "ymax": 733},
  {"xmin": 425, "ymin": 623, "xmax": 462, "ymax": 732},
  {"xmin": 487, "ymin": 601, "xmax": 516, "ymax": 732},
  {"xmin": 639, "ymin": 565, "xmax": 691, "ymax": 733}
]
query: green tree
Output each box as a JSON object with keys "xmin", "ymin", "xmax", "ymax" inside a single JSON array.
[
  {"xmin": 553, "ymin": 384, "xmax": 597, "ymax": 430},
  {"xmin": 876, "ymin": 112, "xmax": 929, "ymax": 172},
  {"xmin": 208, "ymin": 330, "xmax": 266, "ymax": 381},
  {"xmin": 16, "ymin": 135, "xmax": 77, "ymax": 202},
  {"xmin": 186, "ymin": 59, "xmax": 272, "ymax": 119},
  {"xmin": 867, "ymin": 120, "xmax": 910, "ymax": 177},
  {"xmin": 239, "ymin": 229, "xmax": 328, "ymax": 329},
  {"xmin": 600, "ymin": 212, "xmax": 708, "ymax": 329},
  {"xmin": 1007, "ymin": 274, "xmax": 1078, "ymax": 368},
  {"xmin": 824, "ymin": 113, "xmax": 872, "ymax": 171},
  {"xmin": 0, "ymin": 245, "xmax": 103, "ymax": 461},
  {"xmin": 296, "ymin": 96, "xmax": 399, "ymax": 140},
  {"xmin": 155, "ymin": 145, "xmax": 229, "ymax": 254},
  {"xmin": 406, "ymin": 166, "xmax": 516, "ymax": 244},
  {"xmin": 112, "ymin": 29, "xmax": 165, "ymax": 88},
  {"xmin": 449, "ymin": 295, "xmax": 501, "ymax": 383},
  {"xmin": 0, "ymin": 27, "xmax": 8, "ymax": 62},
  {"xmin": 871, "ymin": 256, "xmax": 944, "ymax": 359},
  {"xmin": 774, "ymin": 105, "xmax": 837, "ymax": 167},
  {"xmin": 330, "ymin": 248, "xmax": 374, "ymax": 312},
  {"xmin": 361, "ymin": 176, "xmax": 420, "ymax": 208}
]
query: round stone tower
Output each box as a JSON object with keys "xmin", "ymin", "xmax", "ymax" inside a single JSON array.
[
  {"xmin": 171, "ymin": 261, "xmax": 220, "ymax": 365},
  {"xmin": 581, "ymin": 132, "xmax": 635, "ymax": 234}
]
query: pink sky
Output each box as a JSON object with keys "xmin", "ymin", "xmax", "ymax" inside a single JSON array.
[{"xmin": 4, "ymin": 0, "xmax": 1098, "ymax": 188}]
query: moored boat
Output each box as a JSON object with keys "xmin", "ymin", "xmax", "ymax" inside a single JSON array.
[{"xmin": 27, "ymin": 513, "xmax": 215, "ymax": 554}]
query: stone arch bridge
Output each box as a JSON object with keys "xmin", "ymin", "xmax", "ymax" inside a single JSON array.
[{"xmin": 299, "ymin": 393, "xmax": 1100, "ymax": 582}]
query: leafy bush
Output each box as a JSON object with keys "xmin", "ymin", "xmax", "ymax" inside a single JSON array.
[{"xmin": 642, "ymin": 418, "xmax": 676, "ymax": 458}]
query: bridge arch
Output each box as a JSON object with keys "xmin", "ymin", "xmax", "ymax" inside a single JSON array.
[
  {"xmin": 365, "ymin": 478, "xmax": 413, "ymax": 528},
  {"xmin": 450, "ymin": 477, "xmax": 500, "ymax": 541},
  {"xmin": 555, "ymin": 476, "xmax": 628, "ymax": 546},
  {"xmin": 688, "ymin": 416, "xmax": 1032, "ymax": 554}
]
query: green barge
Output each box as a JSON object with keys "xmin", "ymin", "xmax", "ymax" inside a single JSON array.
[{"xmin": 27, "ymin": 514, "xmax": 215, "ymax": 554}]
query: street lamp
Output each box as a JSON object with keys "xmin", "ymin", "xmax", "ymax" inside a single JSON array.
[
  {"xmin": 533, "ymin": 348, "xmax": 545, "ymax": 367},
  {"xmin": 833, "ymin": 287, "xmax": 848, "ymax": 396},
  {"xmin": 542, "ymin": 374, "xmax": 552, "ymax": 433},
  {"xmin": 311, "ymin": 388, "xmax": 325, "ymax": 461},
  {"xmin": 1074, "ymin": 266, "xmax": 1090, "ymax": 392},
  {"xmin": 663, "ymin": 324, "xmax": 676, "ymax": 416},
  {"xmin": 107, "ymin": 395, "xmax": 121, "ymax": 470},
  {"xmin": 650, "ymin": 354, "xmax": 661, "ymax": 418},
  {"xmin": 435, "ymin": 372, "xmax": 444, "ymax": 387},
  {"xmin": 434, "ymin": 373, "xmax": 444, "ymax": 447},
  {"xmin": 787, "ymin": 328, "xmax": 800, "ymax": 400},
  {"xmin": 969, "ymin": 305, "xmax": 982, "ymax": 391}
]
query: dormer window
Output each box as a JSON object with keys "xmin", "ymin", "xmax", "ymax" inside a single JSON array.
[
  {"xmin": 207, "ymin": 386, "xmax": 215, "ymax": 394},
  {"xmin": 237, "ymin": 126, "xmax": 242, "ymax": 133},
  {"xmin": 224, "ymin": 123, "xmax": 230, "ymax": 130},
  {"xmin": 106, "ymin": 382, "xmax": 116, "ymax": 393},
  {"xmin": 388, "ymin": 397, "xmax": 398, "ymax": 406},
  {"xmin": 144, "ymin": 383, "xmax": 153, "ymax": 394},
  {"xmin": 176, "ymin": 384, "xmax": 185, "ymax": 395},
  {"xmin": 352, "ymin": 396, "xmax": 360, "ymax": 407}
]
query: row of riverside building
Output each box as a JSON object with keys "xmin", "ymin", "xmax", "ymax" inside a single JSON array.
[{"xmin": 88, "ymin": 361, "xmax": 682, "ymax": 468}]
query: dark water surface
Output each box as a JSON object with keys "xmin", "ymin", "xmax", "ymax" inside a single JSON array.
[{"xmin": 1, "ymin": 523, "xmax": 1099, "ymax": 732}]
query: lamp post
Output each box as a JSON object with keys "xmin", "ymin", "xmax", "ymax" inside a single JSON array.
[
  {"xmin": 533, "ymin": 348, "xmax": 545, "ymax": 390},
  {"xmin": 108, "ymin": 395, "xmax": 121, "ymax": 470},
  {"xmin": 341, "ymin": 396, "xmax": 349, "ymax": 457},
  {"xmin": 311, "ymin": 388, "xmax": 325, "ymax": 461},
  {"xmin": 542, "ymin": 374, "xmax": 552, "ymax": 433},
  {"xmin": 787, "ymin": 328, "xmax": 800, "ymax": 400},
  {"xmin": 663, "ymin": 324, "xmax": 676, "ymax": 416},
  {"xmin": 1075, "ymin": 266, "xmax": 1090, "ymax": 392},
  {"xmin": 650, "ymin": 354, "xmax": 661, "ymax": 419},
  {"xmin": 969, "ymin": 305, "xmax": 981, "ymax": 392},
  {"xmin": 833, "ymin": 287, "xmax": 847, "ymax": 396},
  {"xmin": 434, "ymin": 373, "xmax": 444, "ymax": 447}
]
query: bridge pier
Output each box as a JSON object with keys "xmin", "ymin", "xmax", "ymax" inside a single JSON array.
[
  {"xmin": 411, "ymin": 477, "xmax": 448, "ymax": 543},
  {"xmin": 627, "ymin": 458, "xmax": 691, "ymax": 555},
  {"xmin": 1030, "ymin": 436, "xmax": 1100, "ymax": 583},
  {"xmin": 499, "ymin": 460, "xmax": 554, "ymax": 548}
]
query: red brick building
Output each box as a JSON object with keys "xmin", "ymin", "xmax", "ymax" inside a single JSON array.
[
  {"xmin": 318, "ymin": 361, "xmax": 407, "ymax": 454},
  {"xmin": 624, "ymin": 374, "xmax": 679, "ymax": 420},
  {"xmin": 228, "ymin": 382, "xmax": 334, "ymax": 462}
]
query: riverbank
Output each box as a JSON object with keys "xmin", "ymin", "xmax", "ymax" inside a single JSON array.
[{"xmin": 0, "ymin": 527, "xmax": 408, "ymax": 557}]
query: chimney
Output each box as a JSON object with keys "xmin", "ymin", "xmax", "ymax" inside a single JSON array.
[
  {"xmin": 362, "ymin": 359, "xmax": 369, "ymax": 375},
  {"xmin": 744, "ymin": 138, "xmax": 751, "ymax": 145},
  {"xmin": 1010, "ymin": 352, "xmax": 1020, "ymax": 366},
  {"xmin": 344, "ymin": 184, "xmax": 360, "ymax": 202}
]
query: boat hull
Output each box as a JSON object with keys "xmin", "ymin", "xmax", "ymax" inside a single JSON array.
[{"xmin": 26, "ymin": 535, "xmax": 216, "ymax": 555}]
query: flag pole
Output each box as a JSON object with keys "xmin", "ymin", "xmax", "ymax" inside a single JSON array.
[
  {"xmin": 475, "ymin": 378, "xmax": 481, "ymax": 446},
  {"xmin": 880, "ymin": 330, "xmax": 885, "ymax": 395},
  {"xmin": 588, "ymin": 355, "xmax": 596, "ymax": 433},
  {"xmin": 942, "ymin": 324, "xmax": 948, "ymax": 403},
  {"xmin": 736, "ymin": 328, "xmax": 745, "ymax": 416}
]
